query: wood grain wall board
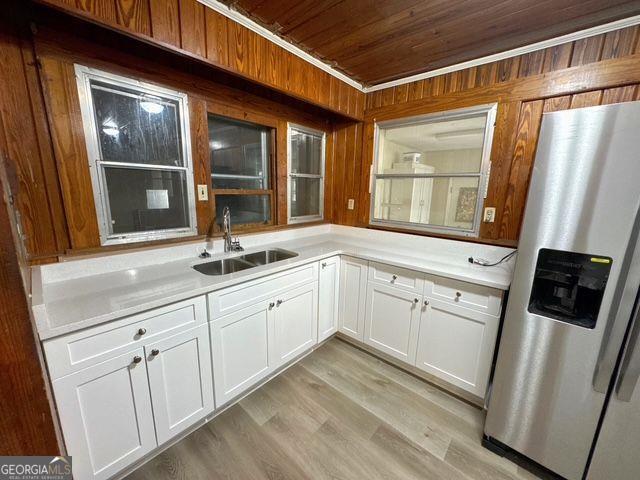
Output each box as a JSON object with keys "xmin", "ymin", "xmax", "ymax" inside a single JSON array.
[
  {"xmin": 34, "ymin": 0, "xmax": 364, "ymax": 120},
  {"xmin": 601, "ymin": 25, "xmax": 640, "ymax": 60},
  {"xmin": 38, "ymin": 57, "xmax": 102, "ymax": 250},
  {"xmin": 0, "ymin": 164, "xmax": 60, "ymax": 455},
  {"xmin": 0, "ymin": 24, "xmax": 65, "ymax": 260},
  {"xmin": 543, "ymin": 95, "xmax": 572, "ymax": 112},
  {"xmin": 332, "ymin": 121, "xmax": 362, "ymax": 226},
  {"xmin": 189, "ymin": 97, "xmax": 212, "ymax": 236},
  {"xmin": 570, "ymin": 90, "xmax": 603, "ymax": 108},
  {"xmin": 179, "ymin": 0, "xmax": 207, "ymax": 57},
  {"xmin": 541, "ymin": 43, "xmax": 573, "ymax": 73},
  {"xmin": 570, "ymin": 34, "xmax": 605, "ymax": 66},
  {"xmin": 275, "ymin": 119, "xmax": 288, "ymax": 225},
  {"xmin": 601, "ymin": 84, "xmax": 639, "ymax": 103},
  {"xmin": 149, "ymin": 0, "xmax": 180, "ymax": 47},
  {"xmin": 115, "ymin": 0, "xmax": 151, "ymax": 36},
  {"xmin": 478, "ymin": 101, "xmax": 522, "ymax": 241},
  {"xmin": 498, "ymin": 100, "xmax": 544, "ymax": 241}
]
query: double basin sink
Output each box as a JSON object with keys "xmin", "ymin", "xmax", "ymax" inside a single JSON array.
[{"xmin": 193, "ymin": 249, "xmax": 298, "ymax": 276}]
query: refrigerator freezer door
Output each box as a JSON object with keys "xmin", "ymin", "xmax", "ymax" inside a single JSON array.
[
  {"xmin": 484, "ymin": 101, "xmax": 640, "ymax": 480},
  {"xmin": 588, "ymin": 300, "xmax": 640, "ymax": 479}
]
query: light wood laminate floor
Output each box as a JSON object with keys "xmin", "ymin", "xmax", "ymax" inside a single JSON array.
[{"xmin": 127, "ymin": 338, "xmax": 540, "ymax": 480}]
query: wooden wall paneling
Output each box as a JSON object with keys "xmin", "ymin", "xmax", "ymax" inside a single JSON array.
[
  {"xmin": 332, "ymin": 122, "xmax": 362, "ymax": 226},
  {"xmin": 357, "ymin": 120, "xmax": 375, "ymax": 226},
  {"xmin": 149, "ymin": 0, "xmax": 180, "ymax": 47},
  {"xmin": 275, "ymin": 119, "xmax": 288, "ymax": 225},
  {"xmin": 570, "ymin": 90, "xmax": 603, "ymax": 108},
  {"xmin": 478, "ymin": 101, "xmax": 521, "ymax": 241},
  {"xmin": 179, "ymin": 0, "xmax": 206, "ymax": 57},
  {"xmin": 265, "ymin": 41, "xmax": 279, "ymax": 87},
  {"xmin": 379, "ymin": 87, "xmax": 394, "ymax": 107},
  {"xmin": 601, "ymin": 85, "xmax": 639, "ymax": 104},
  {"xmin": 317, "ymin": 70, "xmax": 331, "ymax": 106},
  {"xmin": 393, "ymin": 83, "xmax": 409, "ymax": 103},
  {"xmin": 601, "ymin": 26, "xmax": 639, "ymax": 60},
  {"xmin": 517, "ymin": 50, "xmax": 545, "ymax": 78},
  {"xmin": 406, "ymin": 80, "xmax": 424, "ymax": 102},
  {"xmin": 76, "ymin": 0, "xmax": 118, "ymax": 23},
  {"xmin": 0, "ymin": 169, "xmax": 60, "ymax": 456},
  {"xmin": 189, "ymin": 96, "xmax": 212, "ymax": 235},
  {"xmin": 0, "ymin": 25, "xmax": 64, "ymax": 260},
  {"xmin": 332, "ymin": 124, "xmax": 347, "ymax": 224},
  {"xmin": 204, "ymin": 6, "xmax": 229, "ymax": 66},
  {"xmin": 474, "ymin": 62, "xmax": 497, "ymax": 88},
  {"xmin": 323, "ymin": 123, "xmax": 335, "ymax": 223},
  {"xmin": 495, "ymin": 57, "xmax": 520, "ymax": 82},
  {"xmin": 38, "ymin": 57, "xmax": 101, "ymax": 249},
  {"xmin": 115, "ymin": 0, "xmax": 151, "ymax": 36},
  {"xmin": 570, "ymin": 34, "xmax": 605, "ymax": 66},
  {"xmin": 543, "ymin": 95, "xmax": 572, "ymax": 112},
  {"xmin": 227, "ymin": 19, "xmax": 249, "ymax": 76},
  {"xmin": 499, "ymin": 100, "xmax": 544, "ymax": 241},
  {"xmin": 541, "ymin": 43, "xmax": 573, "ymax": 73}
]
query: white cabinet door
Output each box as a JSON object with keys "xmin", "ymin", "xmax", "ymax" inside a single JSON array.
[
  {"xmin": 364, "ymin": 283, "xmax": 421, "ymax": 364},
  {"xmin": 273, "ymin": 282, "xmax": 319, "ymax": 367},
  {"xmin": 338, "ymin": 256, "xmax": 368, "ymax": 341},
  {"xmin": 52, "ymin": 349, "xmax": 156, "ymax": 480},
  {"xmin": 318, "ymin": 256, "xmax": 340, "ymax": 342},
  {"xmin": 145, "ymin": 324, "xmax": 214, "ymax": 445},
  {"xmin": 415, "ymin": 298, "xmax": 500, "ymax": 398},
  {"xmin": 210, "ymin": 300, "xmax": 274, "ymax": 406}
]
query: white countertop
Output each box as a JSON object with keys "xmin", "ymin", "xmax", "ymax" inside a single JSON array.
[{"xmin": 32, "ymin": 225, "xmax": 515, "ymax": 340}]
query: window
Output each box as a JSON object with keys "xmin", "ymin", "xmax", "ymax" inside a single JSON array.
[
  {"xmin": 208, "ymin": 115, "xmax": 274, "ymax": 228},
  {"xmin": 287, "ymin": 124, "xmax": 325, "ymax": 223},
  {"xmin": 370, "ymin": 104, "xmax": 497, "ymax": 237},
  {"xmin": 75, "ymin": 65, "xmax": 196, "ymax": 245}
]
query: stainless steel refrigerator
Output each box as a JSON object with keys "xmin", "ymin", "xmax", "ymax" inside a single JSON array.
[{"xmin": 484, "ymin": 100, "xmax": 640, "ymax": 480}]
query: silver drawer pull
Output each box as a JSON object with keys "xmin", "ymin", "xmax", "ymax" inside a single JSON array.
[
  {"xmin": 151, "ymin": 349, "xmax": 160, "ymax": 356},
  {"xmin": 413, "ymin": 298, "xmax": 419, "ymax": 303},
  {"xmin": 269, "ymin": 302, "xmax": 275, "ymax": 310},
  {"xmin": 137, "ymin": 328, "xmax": 147, "ymax": 336},
  {"xmin": 276, "ymin": 299, "xmax": 283, "ymax": 307},
  {"xmin": 391, "ymin": 274, "xmax": 398, "ymax": 281},
  {"xmin": 322, "ymin": 262, "xmax": 327, "ymax": 268},
  {"xmin": 423, "ymin": 300, "xmax": 429, "ymax": 306},
  {"xmin": 455, "ymin": 292, "xmax": 462, "ymax": 300},
  {"xmin": 132, "ymin": 355, "xmax": 142, "ymax": 364}
]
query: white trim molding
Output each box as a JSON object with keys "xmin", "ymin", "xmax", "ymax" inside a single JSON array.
[{"xmin": 196, "ymin": 1, "xmax": 640, "ymax": 95}]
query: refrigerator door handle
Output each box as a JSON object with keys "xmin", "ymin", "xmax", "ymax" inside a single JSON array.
[
  {"xmin": 616, "ymin": 301, "xmax": 640, "ymax": 402},
  {"xmin": 593, "ymin": 204, "xmax": 640, "ymax": 393}
]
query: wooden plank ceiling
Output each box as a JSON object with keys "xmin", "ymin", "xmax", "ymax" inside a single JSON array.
[{"xmin": 221, "ymin": 0, "xmax": 640, "ymax": 86}]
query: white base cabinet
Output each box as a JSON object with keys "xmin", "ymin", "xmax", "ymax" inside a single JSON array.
[
  {"xmin": 415, "ymin": 298, "xmax": 500, "ymax": 397},
  {"xmin": 53, "ymin": 349, "xmax": 157, "ymax": 480},
  {"xmin": 338, "ymin": 256, "xmax": 368, "ymax": 341},
  {"xmin": 318, "ymin": 256, "xmax": 340, "ymax": 342},
  {"xmin": 363, "ymin": 282, "xmax": 421, "ymax": 364},
  {"xmin": 145, "ymin": 324, "xmax": 214, "ymax": 444}
]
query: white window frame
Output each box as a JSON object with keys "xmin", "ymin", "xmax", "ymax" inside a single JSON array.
[
  {"xmin": 287, "ymin": 123, "xmax": 326, "ymax": 224},
  {"xmin": 75, "ymin": 64, "xmax": 197, "ymax": 246},
  {"xmin": 370, "ymin": 103, "xmax": 497, "ymax": 237}
]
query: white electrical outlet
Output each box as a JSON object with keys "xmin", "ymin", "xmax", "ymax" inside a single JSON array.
[
  {"xmin": 347, "ymin": 198, "xmax": 355, "ymax": 210},
  {"xmin": 483, "ymin": 207, "xmax": 496, "ymax": 222},
  {"xmin": 197, "ymin": 184, "xmax": 208, "ymax": 201}
]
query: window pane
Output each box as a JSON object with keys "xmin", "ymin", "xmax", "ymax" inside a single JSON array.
[
  {"xmin": 91, "ymin": 81, "xmax": 183, "ymax": 167},
  {"xmin": 208, "ymin": 115, "xmax": 270, "ymax": 189},
  {"xmin": 104, "ymin": 167, "xmax": 190, "ymax": 234},
  {"xmin": 373, "ymin": 177, "xmax": 479, "ymax": 231},
  {"xmin": 290, "ymin": 177, "xmax": 321, "ymax": 218},
  {"xmin": 291, "ymin": 129, "xmax": 322, "ymax": 175},
  {"xmin": 215, "ymin": 195, "xmax": 271, "ymax": 226},
  {"xmin": 377, "ymin": 114, "xmax": 487, "ymax": 175}
]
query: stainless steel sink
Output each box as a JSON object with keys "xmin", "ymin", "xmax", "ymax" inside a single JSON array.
[
  {"xmin": 193, "ymin": 249, "xmax": 298, "ymax": 276},
  {"xmin": 192, "ymin": 257, "xmax": 255, "ymax": 276},
  {"xmin": 240, "ymin": 249, "xmax": 298, "ymax": 266}
]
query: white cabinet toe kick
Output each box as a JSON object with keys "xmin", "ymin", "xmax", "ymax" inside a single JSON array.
[{"xmin": 42, "ymin": 255, "xmax": 504, "ymax": 479}]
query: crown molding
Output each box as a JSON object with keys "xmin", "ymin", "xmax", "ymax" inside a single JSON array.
[{"xmin": 196, "ymin": 1, "xmax": 640, "ymax": 96}]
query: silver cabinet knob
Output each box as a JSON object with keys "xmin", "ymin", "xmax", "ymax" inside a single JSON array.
[
  {"xmin": 151, "ymin": 349, "xmax": 160, "ymax": 356},
  {"xmin": 391, "ymin": 274, "xmax": 398, "ymax": 281},
  {"xmin": 455, "ymin": 291, "xmax": 462, "ymax": 300},
  {"xmin": 276, "ymin": 299, "xmax": 283, "ymax": 307},
  {"xmin": 321, "ymin": 262, "xmax": 327, "ymax": 268},
  {"xmin": 137, "ymin": 328, "xmax": 147, "ymax": 336},
  {"xmin": 414, "ymin": 298, "xmax": 419, "ymax": 303},
  {"xmin": 423, "ymin": 300, "xmax": 429, "ymax": 306},
  {"xmin": 269, "ymin": 302, "xmax": 275, "ymax": 310},
  {"xmin": 132, "ymin": 355, "xmax": 142, "ymax": 364}
]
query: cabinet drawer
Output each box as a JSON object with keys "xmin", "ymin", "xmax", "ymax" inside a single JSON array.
[
  {"xmin": 209, "ymin": 262, "xmax": 318, "ymax": 319},
  {"xmin": 424, "ymin": 276, "xmax": 502, "ymax": 316},
  {"xmin": 368, "ymin": 261, "xmax": 424, "ymax": 293},
  {"xmin": 44, "ymin": 296, "xmax": 206, "ymax": 380}
]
